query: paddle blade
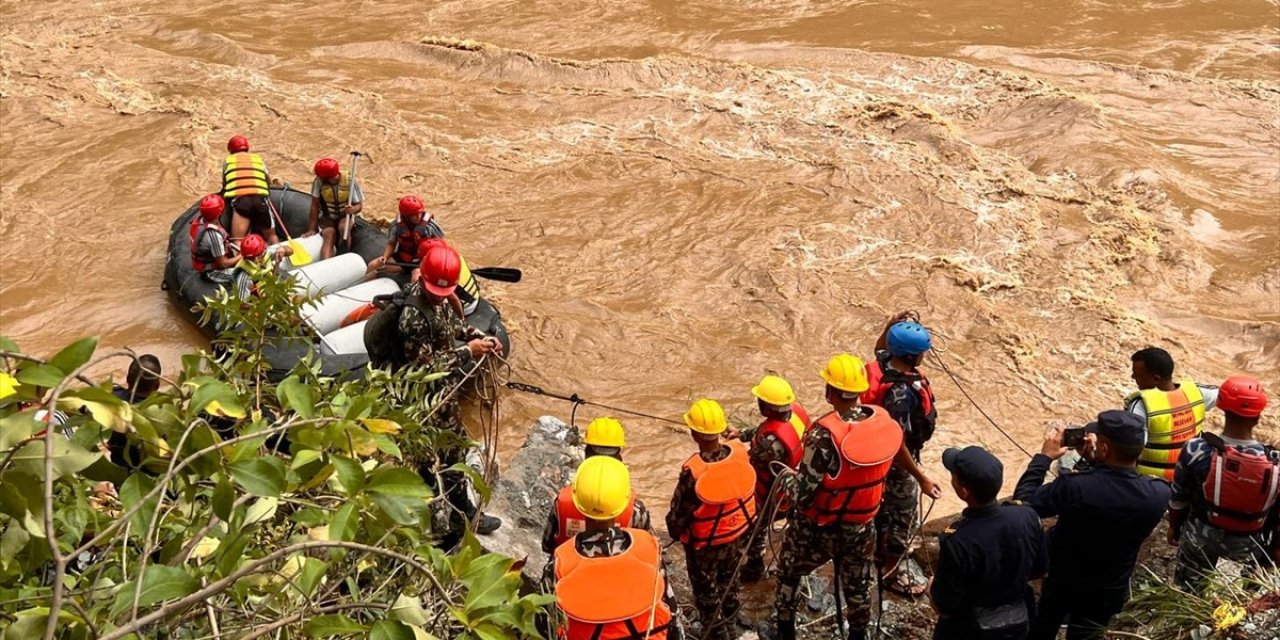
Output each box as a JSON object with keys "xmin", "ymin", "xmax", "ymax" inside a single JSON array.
[
  {"xmin": 471, "ymin": 267, "xmax": 522, "ymax": 283},
  {"xmin": 287, "ymin": 240, "xmax": 313, "ymax": 267}
]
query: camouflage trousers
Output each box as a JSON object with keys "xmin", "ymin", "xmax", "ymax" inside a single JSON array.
[
  {"xmin": 775, "ymin": 517, "xmax": 876, "ymax": 630},
  {"xmin": 1175, "ymin": 517, "xmax": 1275, "ymax": 590},
  {"xmin": 683, "ymin": 538, "xmax": 746, "ymax": 638},
  {"xmin": 875, "ymin": 462, "xmax": 919, "ymax": 561}
]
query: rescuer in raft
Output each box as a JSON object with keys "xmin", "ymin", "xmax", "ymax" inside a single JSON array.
[
  {"xmin": 365, "ymin": 195, "xmax": 444, "ymax": 281},
  {"xmin": 220, "ymin": 135, "xmax": 281, "ymax": 245},
  {"xmin": 189, "ymin": 194, "xmax": 244, "ymax": 287},
  {"xmin": 304, "ymin": 156, "xmax": 365, "ymax": 260},
  {"xmin": 1125, "ymin": 347, "xmax": 1219, "ymax": 481}
]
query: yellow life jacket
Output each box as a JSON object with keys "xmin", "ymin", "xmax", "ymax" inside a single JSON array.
[
  {"xmin": 1133, "ymin": 380, "xmax": 1206, "ymax": 481},
  {"xmin": 315, "ymin": 173, "xmax": 352, "ymax": 218},
  {"xmin": 457, "ymin": 256, "xmax": 480, "ymax": 302},
  {"xmin": 222, "ymin": 152, "xmax": 269, "ymax": 199}
]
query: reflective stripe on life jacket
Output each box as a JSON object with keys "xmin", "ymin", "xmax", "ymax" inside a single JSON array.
[
  {"xmin": 1200, "ymin": 434, "xmax": 1280, "ymax": 534},
  {"xmin": 554, "ymin": 528, "xmax": 672, "ymax": 640},
  {"xmin": 752, "ymin": 402, "xmax": 808, "ymax": 500},
  {"xmin": 456, "ymin": 256, "xmax": 481, "ymax": 306},
  {"xmin": 679, "ymin": 441, "xmax": 757, "ymax": 549},
  {"xmin": 315, "ymin": 173, "xmax": 352, "ymax": 218},
  {"xmin": 801, "ymin": 407, "xmax": 903, "ymax": 525},
  {"xmin": 189, "ymin": 220, "xmax": 227, "ymax": 272},
  {"xmin": 1134, "ymin": 381, "xmax": 1206, "ymax": 481},
  {"xmin": 553, "ymin": 485, "xmax": 635, "ymax": 549},
  {"xmin": 221, "ymin": 152, "xmax": 269, "ymax": 199}
]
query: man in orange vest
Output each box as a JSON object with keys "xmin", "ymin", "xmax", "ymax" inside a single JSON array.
[
  {"xmin": 546, "ymin": 456, "xmax": 683, "ymax": 640},
  {"xmin": 1126, "ymin": 347, "xmax": 1219, "ymax": 481},
  {"xmin": 667, "ymin": 399, "xmax": 757, "ymax": 640},
  {"xmin": 541, "ymin": 418, "xmax": 654, "ymax": 554},
  {"xmin": 221, "ymin": 134, "xmax": 281, "ymax": 245},
  {"xmin": 769, "ymin": 354, "xmax": 902, "ymax": 640},
  {"xmin": 724, "ymin": 374, "xmax": 810, "ymax": 582}
]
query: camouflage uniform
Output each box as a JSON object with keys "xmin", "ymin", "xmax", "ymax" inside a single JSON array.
[
  {"xmin": 1170, "ymin": 436, "xmax": 1279, "ymax": 589},
  {"xmin": 397, "ymin": 281, "xmax": 486, "ymax": 434},
  {"xmin": 739, "ymin": 425, "xmax": 794, "ymax": 572},
  {"xmin": 541, "ymin": 497, "xmax": 655, "ymax": 554},
  {"xmin": 667, "ymin": 445, "xmax": 745, "ymax": 639},
  {"xmin": 541, "ymin": 526, "xmax": 685, "ymax": 640},
  {"xmin": 875, "ymin": 464, "xmax": 919, "ymax": 561},
  {"xmin": 865, "ymin": 351, "xmax": 936, "ymax": 562},
  {"xmin": 775, "ymin": 409, "xmax": 877, "ymax": 633}
]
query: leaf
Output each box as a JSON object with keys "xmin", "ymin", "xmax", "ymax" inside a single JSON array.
[
  {"xmin": 304, "ymin": 614, "xmax": 366, "ymax": 637},
  {"xmin": 243, "ymin": 497, "xmax": 280, "ymax": 526},
  {"xmin": 190, "ymin": 380, "xmax": 245, "ymax": 419},
  {"xmin": 0, "ymin": 410, "xmax": 35, "ymax": 449},
  {"xmin": 389, "ymin": 594, "xmax": 429, "ymax": 626},
  {"xmin": 7, "ymin": 439, "xmax": 102, "ymax": 481},
  {"xmin": 368, "ymin": 493, "xmax": 425, "ymax": 527},
  {"xmin": 118, "ymin": 474, "xmax": 159, "ymax": 534},
  {"xmin": 16, "ymin": 364, "xmax": 65, "ymax": 388},
  {"xmin": 359, "ymin": 418, "xmax": 401, "ymax": 434},
  {"xmin": 366, "ymin": 467, "xmax": 431, "ymax": 498},
  {"xmin": 212, "ymin": 475, "xmax": 235, "ymax": 521},
  {"xmin": 331, "ymin": 455, "xmax": 365, "ymax": 495},
  {"xmin": 109, "ymin": 565, "xmax": 199, "ymax": 617},
  {"xmin": 229, "ymin": 458, "xmax": 286, "ymax": 497},
  {"xmin": 58, "ymin": 394, "xmax": 132, "ymax": 433},
  {"xmin": 0, "ymin": 336, "xmax": 18, "ymax": 353},
  {"xmin": 369, "ymin": 620, "xmax": 415, "ymax": 640},
  {"xmin": 372, "ymin": 434, "xmax": 402, "ymax": 459},
  {"xmin": 344, "ymin": 425, "xmax": 379, "ymax": 458},
  {"xmin": 277, "ymin": 375, "xmax": 316, "ymax": 419},
  {"xmin": 294, "ymin": 557, "xmax": 327, "ymax": 598},
  {"xmin": 447, "ymin": 462, "xmax": 491, "ymax": 504},
  {"xmin": 189, "ymin": 537, "xmax": 220, "ymax": 560},
  {"xmin": 461, "ymin": 554, "xmax": 520, "ymax": 614},
  {"xmin": 290, "ymin": 449, "xmax": 323, "ymax": 470},
  {"xmin": 215, "ymin": 530, "xmax": 250, "ymax": 577},
  {"xmin": 0, "ymin": 522, "xmax": 30, "ymax": 561},
  {"xmin": 469, "ymin": 623, "xmax": 513, "ymax": 640},
  {"xmin": 48, "ymin": 337, "xmax": 97, "ymax": 376},
  {"xmin": 329, "ymin": 502, "xmax": 358, "ymax": 542}
]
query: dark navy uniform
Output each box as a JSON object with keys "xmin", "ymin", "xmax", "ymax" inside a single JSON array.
[
  {"xmin": 931, "ymin": 502, "xmax": 1047, "ymax": 639},
  {"xmin": 1014, "ymin": 450, "xmax": 1170, "ymax": 639}
]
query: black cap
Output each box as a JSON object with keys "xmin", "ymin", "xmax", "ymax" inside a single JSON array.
[
  {"xmin": 1084, "ymin": 410, "xmax": 1147, "ymax": 447},
  {"xmin": 942, "ymin": 446, "xmax": 1004, "ymax": 499}
]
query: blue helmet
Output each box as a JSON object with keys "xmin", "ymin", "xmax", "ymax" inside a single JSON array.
[{"xmin": 887, "ymin": 321, "xmax": 932, "ymax": 357}]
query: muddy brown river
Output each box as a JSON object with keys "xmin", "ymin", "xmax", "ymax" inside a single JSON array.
[{"xmin": 2, "ymin": 0, "xmax": 1278, "ymax": 516}]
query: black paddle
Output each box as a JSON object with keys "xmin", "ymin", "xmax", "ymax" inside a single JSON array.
[{"xmin": 389, "ymin": 262, "xmax": 522, "ymax": 283}]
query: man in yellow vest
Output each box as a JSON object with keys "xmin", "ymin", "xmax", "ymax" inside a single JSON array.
[
  {"xmin": 541, "ymin": 418, "xmax": 654, "ymax": 554},
  {"xmin": 545, "ymin": 456, "xmax": 683, "ymax": 640},
  {"xmin": 668, "ymin": 399, "xmax": 757, "ymax": 640},
  {"xmin": 1126, "ymin": 347, "xmax": 1219, "ymax": 481},
  {"xmin": 304, "ymin": 157, "xmax": 365, "ymax": 260},
  {"xmin": 221, "ymin": 135, "xmax": 281, "ymax": 245}
]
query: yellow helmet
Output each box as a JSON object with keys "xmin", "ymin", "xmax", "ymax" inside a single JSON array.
[
  {"xmin": 584, "ymin": 417, "xmax": 626, "ymax": 448},
  {"xmin": 684, "ymin": 399, "xmax": 726, "ymax": 435},
  {"xmin": 820, "ymin": 353, "xmax": 869, "ymax": 394},
  {"xmin": 751, "ymin": 374, "xmax": 796, "ymax": 407},
  {"xmin": 571, "ymin": 456, "xmax": 632, "ymax": 521},
  {"xmin": 0, "ymin": 373, "xmax": 17, "ymax": 400}
]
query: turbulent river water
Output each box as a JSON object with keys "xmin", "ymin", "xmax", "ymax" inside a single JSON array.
[{"xmin": 2, "ymin": 0, "xmax": 1278, "ymax": 516}]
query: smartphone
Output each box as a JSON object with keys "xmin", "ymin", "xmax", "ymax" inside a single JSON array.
[{"xmin": 1062, "ymin": 426, "xmax": 1086, "ymax": 449}]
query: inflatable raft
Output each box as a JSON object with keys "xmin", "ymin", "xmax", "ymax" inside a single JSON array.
[{"xmin": 163, "ymin": 187, "xmax": 511, "ymax": 378}]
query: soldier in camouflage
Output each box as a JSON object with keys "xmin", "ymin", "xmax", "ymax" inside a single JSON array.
[{"xmin": 771, "ymin": 354, "xmax": 902, "ymax": 640}]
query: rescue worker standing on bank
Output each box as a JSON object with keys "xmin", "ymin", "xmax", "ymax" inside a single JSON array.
[
  {"xmin": 542, "ymin": 418, "xmax": 655, "ymax": 554},
  {"xmin": 221, "ymin": 135, "xmax": 280, "ymax": 245},
  {"xmin": 724, "ymin": 374, "xmax": 810, "ymax": 582},
  {"xmin": 548, "ymin": 456, "xmax": 682, "ymax": 640},
  {"xmin": 864, "ymin": 313, "xmax": 944, "ymax": 596},
  {"xmin": 1167, "ymin": 375, "xmax": 1279, "ymax": 588},
  {"xmin": 771, "ymin": 355, "xmax": 902, "ymax": 640},
  {"xmin": 1126, "ymin": 347, "xmax": 1219, "ymax": 481},
  {"xmin": 304, "ymin": 157, "xmax": 365, "ymax": 260},
  {"xmin": 930, "ymin": 446, "xmax": 1047, "ymax": 640},
  {"xmin": 1015, "ymin": 411, "xmax": 1170, "ymax": 640},
  {"xmin": 667, "ymin": 399, "xmax": 758, "ymax": 640}
]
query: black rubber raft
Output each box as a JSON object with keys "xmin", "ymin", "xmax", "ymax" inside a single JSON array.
[{"xmin": 163, "ymin": 186, "xmax": 511, "ymax": 379}]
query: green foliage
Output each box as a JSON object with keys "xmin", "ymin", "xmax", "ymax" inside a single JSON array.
[
  {"xmin": 0, "ymin": 266, "xmax": 549, "ymax": 639},
  {"xmin": 1116, "ymin": 564, "xmax": 1280, "ymax": 639}
]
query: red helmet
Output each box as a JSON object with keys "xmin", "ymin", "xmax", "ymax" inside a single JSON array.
[
  {"xmin": 418, "ymin": 237, "xmax": 447, "ymax": 259},
  {"xmin": 398, "ymin": 195, "xmax": 426, "ymax": 220},
  {"xmin": 198, "ymin": 194, "xmax": 226, "ymax": 221},
  {"xmin": 227, "ymin": 135, "xmax": 250, "ymax": 153},
  {"xmin": 241, "ymin": 233, "xmax": 267, "ymax": 259},
  {"xmin": 1218, "ymin": 375, "xmax": 1267, "ymax": 418},
  {"xmin": 314, "ymin": 157, "xmax": 340, "ymax": 179},
  {"xmin": 420, "ymin": 242, "xmax": 461, "ymax": 297}
]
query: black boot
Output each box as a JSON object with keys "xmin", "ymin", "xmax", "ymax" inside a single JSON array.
[
  {"xmin": 847, "ymin": 627, "xmax": 868, "ymax": 640},
  {"xmin": 776, "ymin": 619, "xmax": 796, "ymax": 640},
  {"xmin": 474, "ymin": 513, "xmax": 502, "ymax": 535},
  {"xmin": 740, "ymin": 556, "xmax": 766, "ymax": 583}
]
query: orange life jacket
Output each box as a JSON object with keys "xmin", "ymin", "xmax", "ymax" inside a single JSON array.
[
  {"xmin": 553, "ymin": 485, "xmax": 635, "ymax": 549},
  {"xmin": 752, "ymin": 402, "xmax": 809, "ymax": 500},
  {"xmin": 221, "ymin": 152, "xmax": 269, "ymax": 199},
  {"xmin": 863, "ymin": 357, "xmax": 937, "ymax": 451},
  {"xmin": 554, "ymin": 528, "xmax": 672, "ymax": 640},
  {"xmin": 189, "ymin": 220, "xmax": 227, "ymax": 272},
  {"xmin": 800, "ymin": 407, "xmax": 903, "ymax": 526},
  {"xmin": 679, "ymin": 440, "xmax": 758, "ymax": 549},
  {"xmin": 1200, "ymin": 433, "xmax": 1280, "ymax": 534},
  {"xmin": 394, "ymin": 221, "xmax": 441, "ymax": 264}
]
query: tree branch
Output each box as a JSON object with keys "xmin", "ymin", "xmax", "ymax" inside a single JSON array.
[{"xmin": 236, "ymin": 602, "xmax": 387, "ymax": 640}]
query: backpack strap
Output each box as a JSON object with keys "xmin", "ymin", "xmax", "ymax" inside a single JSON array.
[{"xmin": 1201, "ymin": 432, "xmax": 1226, "ymax": 453}]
